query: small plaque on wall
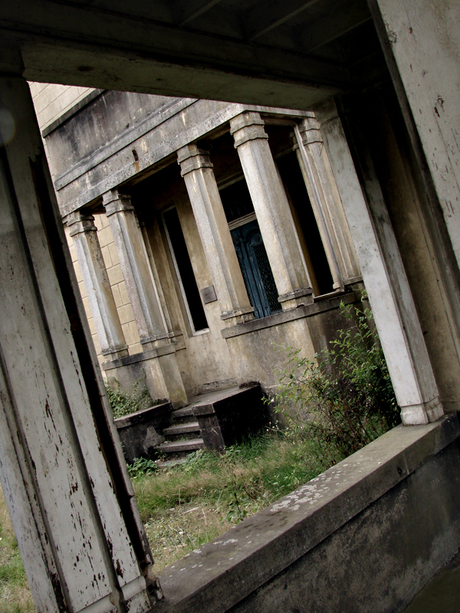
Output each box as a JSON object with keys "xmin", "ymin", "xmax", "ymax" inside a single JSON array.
[{"xmin": 201, "ymin": 285, "xmax": 217, "ymax": 304}]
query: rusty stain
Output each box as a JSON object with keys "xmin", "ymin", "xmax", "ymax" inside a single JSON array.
[
  {"xmin": 115, "ymin": 558, "xmax": 124, "ymax": 577},
  {"xmin": 434, "ymin": 95, "xmax": 445, "ymax": 117}
]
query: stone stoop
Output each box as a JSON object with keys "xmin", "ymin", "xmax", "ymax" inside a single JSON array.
[
  {"xmin": 156, "ymin": 383, "xmax": 268, "ymax": 458},
  {"xmin": 156, "ymin": 406, "xmax": 205, "ymax": 459},
  {"xmin": 115, "ymin": 383, "xmax": 268, "ymax": 464}
]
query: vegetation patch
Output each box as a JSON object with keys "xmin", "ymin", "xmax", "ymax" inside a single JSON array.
[
  {"xmin": 1, "ymin": 294, "xmax": 398, "ymax": 605},
  {"xmin": 105, "ymin": 377, "xmax": 152, "ymax": 419},
  {"xmin": 132, "ymin": 431, "xmax": 337, "ymax": 572},
  {"xmin": 272, "ymin": 293, "xmax": 399, "ymax": 458},
  {"xmin": 0, "ymin": 488, "xmax": 35, "ymax": 613}
]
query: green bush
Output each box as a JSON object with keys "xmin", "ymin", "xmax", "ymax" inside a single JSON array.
[
  {"xmin": 275, "ymin": 294, "xmax": 399, "ymax": 458},
  {"xmin": 105, "ymin": 378, "xmax": 152, "ymax": 419},
  {"xmin": 127, "ymin": 457, "xmax": 158, "ymax": 479}
]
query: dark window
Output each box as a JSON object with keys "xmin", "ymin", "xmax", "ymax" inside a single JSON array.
[
  {"xmin": 277, "ymin": 151, "xmax": 334, "ymax": 295},
  {"xmin": 220, "ymin": 180, "xmax": 281, "ymax": 319},
  {"xmin": 220, "ymin": 179, "xmax": 254, "ymax": 223},
  {"xmin": 231, "ymin": 219, "xmax": 281, "ymax": 319},
  {"xmin": 163, "ymin": 208, "xmax": 208, "ymax": 332}
]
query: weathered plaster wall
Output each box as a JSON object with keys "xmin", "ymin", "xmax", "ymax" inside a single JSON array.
[
  {"xmin": 29, "ymin": 82, "xmax": 94, "ymax": 133},
  {"xmin": 371, "ymin": 0, "xmax": 460, "ymax": 270},
  {"xmin": 42, "ymin": 91, "xmax": 309, "ymax": 216},
  {"xmin": 223, "ymin": 292, "xmax": 363, "ymax": 391}
]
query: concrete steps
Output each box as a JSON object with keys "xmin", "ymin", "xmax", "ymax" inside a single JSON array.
[
  {"xmin": 154, "ymin": 384, "xmax": 267, "ymax": 460},
  {"xmin": 156, "ymin": 438, "xmax": 205, "ymax": 455},
  {"xmin": 157, "ymin": 407, "xmax": 204, "ymax": 458},
  {"xmin": 162, "ymin": 422, "xmax": 201, "ymax": 438}
]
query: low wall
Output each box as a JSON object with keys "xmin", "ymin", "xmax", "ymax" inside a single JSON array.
[
  {"xmin": 222, "ymin": 290, "xmax": 363, "ymax": 391},
  {"xmin": 115, "ymin": 402, "xmax": 171, "ymax": 463},
  {"xmin": 154, "ymin": 415, "xmax": 460, "ymax": 613}
]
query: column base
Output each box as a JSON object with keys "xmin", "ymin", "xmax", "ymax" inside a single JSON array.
[
  {"xmin": 101, "ymin": 346, "xmax": 129, "ymax": 362},
  {"xmin": 278, "ymin": 288, "xmax": 314, "ymax": 311},
  {"xmin": 221, "ymin": 306, "xmax": 255, "ymax": 326},
  {"xmin": 401, "ymin": 396, "xmax": 444, "ymax": 425},
  {"xmin": 102, "ymin": 341, "xmax": 188, "ymax": 409}
]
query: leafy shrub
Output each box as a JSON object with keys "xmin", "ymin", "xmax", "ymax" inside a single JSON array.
[
  {"xmin": 275, "ymin": 293, "xmax": 399, "ymax": 458},
  {"xmin": 105, "ymin": 378, "xmax": 152, "ymax": 419},
  {"xmin": 127, "ymin": 457, "xmax": 158, "ymax": 479}
]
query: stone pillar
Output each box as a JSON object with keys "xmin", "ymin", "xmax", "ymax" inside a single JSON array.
[
  {"xmin": 177, "ymin": 144, "xmax": 254, "ymax": 325},
  {"xmin": 0, "ymin": 76, "xmax": 161, "ymax": 612},
  {"xmin": 230, "ymin": 111, "xmax": 313, "ymax": 310},
  {"xmin": 102, "ymin": 189, "xmax": 187, "ymax": 406},
  {"xmin": 314, "ymin": 99, "xmax": 443, "ymax": 425},
  {"xmin": 294, "ymin": 116, "xmax": 361, "ymax": 289},
  {"xmin": 102, "ymin": 190, "xmax": 170, "ymax": 349},
  {"xmin": 67, "ymin": 211, "xmax": 129, "ymax": 360}
]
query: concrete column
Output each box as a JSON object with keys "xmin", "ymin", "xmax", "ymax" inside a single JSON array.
[
  {"xmin": 177, "ymin": 144, "xmax": 254, "ymax": 325},
  {"xmin": 102, "ymin": 189, "xmax": 187, "ymax": 406},
  {"xmin": 314, "ymin": 99, "xmax": 443, "ymax": 425},
  {"xmin": 369, "ymin": 0, "xmax": 460, "ymax": 271},
  {"xmin": 103, "ymin": 190, "xmax": 169, "ymax": 349},
  {"xmin": 0, "ymin": 76, "xmax": 161, "ymax": 612},
  {"xmin": 230, "ymin": 112, "xmax": 313, "ymax": 310},
  {"xmin": 67, "ymin": 211, "xmax": 129, "ymax": 360},
  {"xmin": 294, "ymin": 117, "xmax": 361, "ymax": 289}
]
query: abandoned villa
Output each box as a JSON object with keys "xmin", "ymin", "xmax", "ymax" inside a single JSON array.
[{"xmin": 1, "ymin": 1, "xmax": 460, "ymax": 612}]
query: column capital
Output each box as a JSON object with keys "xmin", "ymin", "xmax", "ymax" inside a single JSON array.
[
  {"xmin": 102, "ymin": 190, "xmax": 134, "ymax": 217},
  {"xmin": 297, "ymin": 116, "xmax": 323, "ymax": 145},
  {"xmin": 177, "ymin": 144, "xmax": 213, "ymax": 177},
  {"xmin": 230, "ymin": 111, "xmax": 268, "ymax": 148},
  {"xmin": 66, "ymin": 211, "xmax": 97, "ymax": 237}
]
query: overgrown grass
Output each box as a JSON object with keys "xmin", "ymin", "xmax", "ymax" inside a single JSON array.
[
  {"xmin": 0, "ymin": 428, "xmax": 339, "ymax": 608},
  {"xmin": 133, "ymin": 428, "xmax": 341, "ymax": 572},
  {"xmin": 0, "ymin": 488, "xmax": 35, "ymax": 613}
]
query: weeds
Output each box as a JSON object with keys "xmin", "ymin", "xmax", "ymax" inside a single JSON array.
[
  {"xmin": 105, "ymin": 377, "xmax": 152, "ymax": 419},
  {"xmin": 274, "ymin": 293, "xmax": 399, "ymax": 457},
  {"xmin": 0, "ymin": 488, "xmax": 35, "ymax": 613},
  {"xmin": 131, "ymin": 430, "xmax": 334, "ymax": 571}
]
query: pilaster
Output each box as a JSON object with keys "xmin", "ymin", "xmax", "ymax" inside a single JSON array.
[
  {"xmin": 178, "ymin": 144, "xmax": 254, "ymax": 325},
  {"xmin": 102, "ymin": 189, "xmax": 187, "ymax": 406},
  {"xmin": 294, "ymin": 116, "xmax": 361, "ymax": 289},
  {"xmin": 230, "ymin": 112, "xmax": 313, "ymax": 310},
  {"xmin": 0, "ymin": 75, "xmax": 161, "ymax": 613},
  {"xmin": 67, "ymin": 211, "xmax": 129, "ymax": 360},
  {"xmin": 314, "ymin": 99, "xmax": 443, "ymax": 425}
]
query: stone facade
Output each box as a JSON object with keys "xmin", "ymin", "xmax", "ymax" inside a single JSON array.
[
  {"xmin": 35, "ymin": 88, "xmax": 362, "ymax": 406},
  {"xmin": 2, "ymin": 2, "xmax": 460, "ymax": 612}
]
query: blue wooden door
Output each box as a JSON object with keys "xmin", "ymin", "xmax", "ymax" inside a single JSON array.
[{"xmin": 231, "ymin": 220, "xmax": 281, "ymax": 319}]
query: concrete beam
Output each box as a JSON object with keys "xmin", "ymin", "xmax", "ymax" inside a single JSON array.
[{"xmin": 0, "ymin": 0, "xmax": 352, "ymax": 109}]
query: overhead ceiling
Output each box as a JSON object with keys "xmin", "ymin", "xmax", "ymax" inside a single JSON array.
[{"xmin": 0, "ymin": 0, "xmax": 387, "ymax": 109}]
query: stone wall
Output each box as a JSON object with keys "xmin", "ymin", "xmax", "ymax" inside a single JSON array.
[{"xmin": 154, "ymin": 415, "xmax": 460, "ymax": 613}]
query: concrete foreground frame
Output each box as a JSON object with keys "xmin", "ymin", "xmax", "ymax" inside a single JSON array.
[{"xmin": 0, "ymin": 0, "xmax": 460, "ymax": 611}]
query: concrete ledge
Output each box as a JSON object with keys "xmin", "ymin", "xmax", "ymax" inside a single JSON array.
[
  {"xmin": 155, "ymin": 415, "xmax": 460, "ymax": 612},
  {"xmin": 102, "ymin": 338, "xmax": 185, "ymax": 371},
  {"xmin": 115, "ymin": 402, "xmax": 172, "ymax": 463},
  {"xmin": 221, "ymin": 290, "xmax": 359, "ymax": 339}
]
